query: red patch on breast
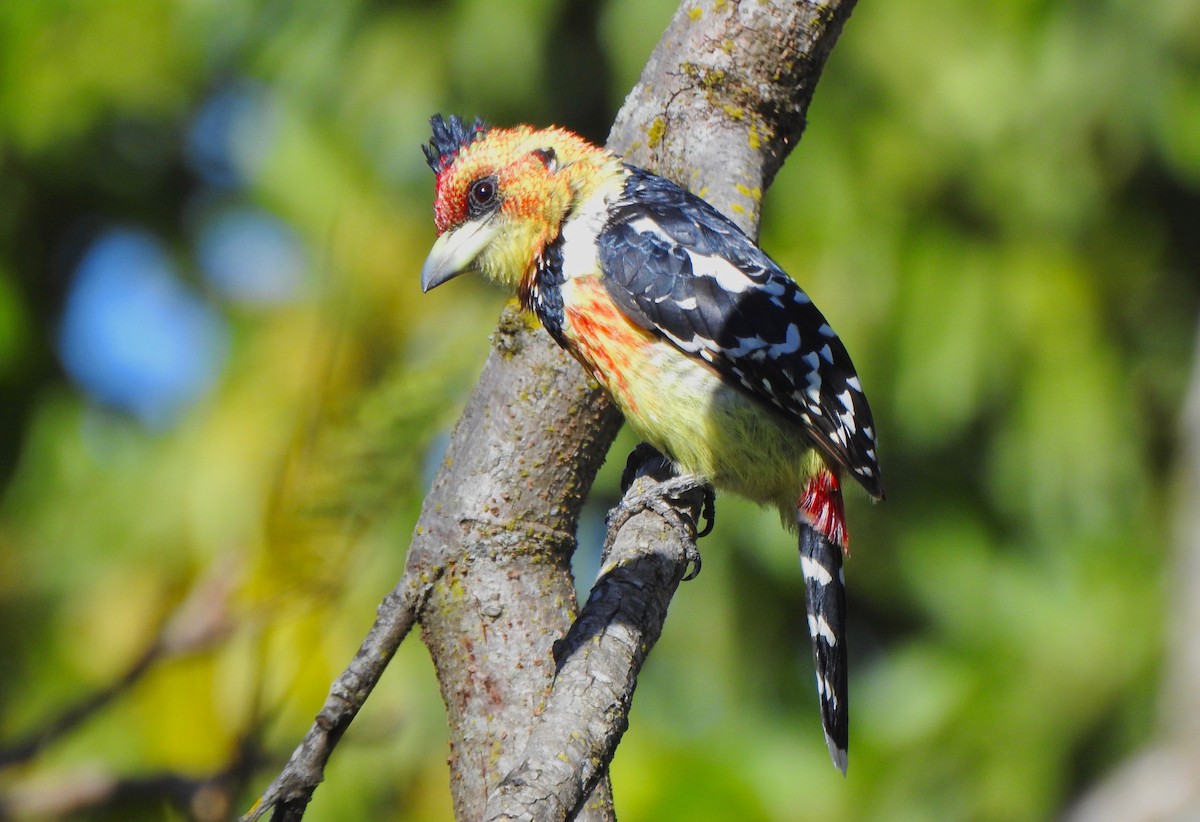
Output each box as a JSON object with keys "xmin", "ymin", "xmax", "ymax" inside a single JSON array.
[{"xmin": 562, "ymin": 283, "xmax": 653, "ymax": 415}]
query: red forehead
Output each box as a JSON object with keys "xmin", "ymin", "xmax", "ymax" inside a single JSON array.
[
  {"xmin": 433, "ymin": 171, "xmax": 468, "ymax": 234},
  {"xmin": 431, "ymin": 127, "xmax": 543, "ymax": 234}
]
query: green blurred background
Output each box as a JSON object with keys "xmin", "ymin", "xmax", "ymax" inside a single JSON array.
[{"xmin": 1, "ymin": 0, "xmax": 1198, "ymax": 819}]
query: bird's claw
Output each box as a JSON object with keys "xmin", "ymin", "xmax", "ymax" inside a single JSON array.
[
  {"xmin": 681, "ymin": 540, "xmax": 703, "ymax": 581},
  {"xmin": 695, "ymin": 485, "xmax": 716, "ymax": 539},
  {"xmin": 604, "ymin": 470, "xmax": 714, "ymax": 581}
]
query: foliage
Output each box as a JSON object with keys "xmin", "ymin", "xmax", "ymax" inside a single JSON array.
[{"xmin": 1, "ymin": 0, "xmax": 1197, "ymax": 819}]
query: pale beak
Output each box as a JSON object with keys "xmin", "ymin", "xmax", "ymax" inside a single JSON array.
[{"xmin": 421, "ymin": 219, "xmax": 500, "ymax": 292}]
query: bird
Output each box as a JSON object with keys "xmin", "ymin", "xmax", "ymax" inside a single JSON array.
[{"xmin": 420, "ymin": 114, "xmax": 883, "ymax": 773}]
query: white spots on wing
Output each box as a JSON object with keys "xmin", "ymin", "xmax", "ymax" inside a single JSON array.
[
  {"xmin": 661, "ymin": 328, "xmax": 705, "ymax": 354},
  {"xmin": 838, "ymin": 409, "xmax": 857, "ymax": 434},
  {"xmin": 728, "ymin": 335, "xmax": 768, "ymax": 357},
  {"xmin": 769, "ymin": 323, "xmax": 801, "ymax": 356},
  {"xmin": 626, "ymin": 216, "xmax": 661, "ymax": 236},
  {"xmin": 633, "ymin": 218, "xmax": 789, "ymax": 302},
  {"xmin": 845, "ymin": 375, "xmax": 862, "ymax": 392},
  {"xmin": 804, "ymin": 367, "xmax": 822, "ymax": 406},
  {"xmin": 689, "ymin": 251, "xmax": 753, "ymax": 293},
  {"xmin": 819, "ymin": 344, "xmax": 833, "ymax": 364},
  {"xmin": 836, "ymin": 389, "xmax": 858, "ymax": 435},
  {"xmin": 793, "ymin": 289, "xmax": 811, "ymax": 305},
  {"xmin": 818, "ymin": 323, "xmax": 836, "ymax": 338},
  {"xmin": 670, "ymin": 334, "xmax": 701, "ymax": 353},
  {"xmin": 800, "ymin": 553, "xmax": 834, "ymax": 586},
  {"xmin": 759, "ymin": 277, "xmax": 787, "ymax": 296},
  {"xmin": 653, "ymin": 288, "xmax": 696, "ymax": 309}
]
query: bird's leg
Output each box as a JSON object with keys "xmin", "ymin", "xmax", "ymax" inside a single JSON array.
[
  {"xmin": 618, "ymin": 442, "xmax": 669, "ymax": 493},
  {"xmin": 605, "ymin": 444, "xmax": 714, "ymax": 580}
]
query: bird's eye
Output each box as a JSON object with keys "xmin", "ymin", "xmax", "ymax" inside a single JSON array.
[{"xmin": 467, "ymin": 176, "xmax": 499, "ymax": 217}]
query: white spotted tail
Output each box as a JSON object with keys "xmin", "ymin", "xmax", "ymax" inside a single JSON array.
[{"xmin": 799, "ymin": 519, "xmax": 849, "ymax": 774}]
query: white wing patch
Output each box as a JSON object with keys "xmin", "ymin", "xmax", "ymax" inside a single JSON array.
[{"xmin": 694, "ymin": 252, "xmax": 755, "ymax": 294}]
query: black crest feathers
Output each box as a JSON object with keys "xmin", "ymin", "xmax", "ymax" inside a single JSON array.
[{"xmin": 423, "ymin": 114, "xmax": 489, "ymax": 175}]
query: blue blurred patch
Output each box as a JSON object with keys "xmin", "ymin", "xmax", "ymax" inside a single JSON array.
[
  {"xmin": 185, "ymin": 82, "xmax": 275, "ymax": 188},
  {"xmin": 196, "ymin": 206, "xmax": 307, "ymax": 304},
  {"xmin": 58, "ymin": 229, "xmax": 228, "ymax": 428}
]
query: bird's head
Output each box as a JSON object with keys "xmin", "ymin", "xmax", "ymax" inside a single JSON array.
[{"xmin": 420, "ymin": 114, "xmax": 613, "ymax": 295}]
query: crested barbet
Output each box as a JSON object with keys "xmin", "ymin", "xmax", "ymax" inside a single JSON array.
[{"xmin": 420, "ymin": 115, "xmax": 883, "ymax": 774}]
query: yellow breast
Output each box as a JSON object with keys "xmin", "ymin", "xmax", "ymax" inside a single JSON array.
[{"xmin": 560, "ymin": 276, "xmax": 821, "ymax": 518}]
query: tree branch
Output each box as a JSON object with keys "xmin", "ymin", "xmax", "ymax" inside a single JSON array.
[
  {"xmin": 243, "ymin": 1, "xmax": 857, "ymax": 819},
  {"xmin": 482, "ymin": 453, "xmax": 707, "ymax": 822},
  {"xmin": 609, "ymin": 0, "xmax": 858, "ymax": 235},
  {"xmin": 243, "ymin": 578, "xmax": 424, "ymax": 822}
]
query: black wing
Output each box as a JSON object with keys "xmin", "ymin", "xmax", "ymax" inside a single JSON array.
[{"xmin": 597, "ymin": 168, "xmax": 883, "ymax": 499}]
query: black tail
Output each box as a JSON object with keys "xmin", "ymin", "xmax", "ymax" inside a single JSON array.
[{"xmin": 799, "ymin": 522, "xmax": 849, "ymax": 774}]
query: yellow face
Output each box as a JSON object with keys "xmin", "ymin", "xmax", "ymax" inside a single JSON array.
[{"xmin": 421, "ymin": 125, "xmax": 605, "ymax": 294}]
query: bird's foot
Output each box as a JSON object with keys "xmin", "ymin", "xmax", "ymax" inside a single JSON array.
[{"xmin": 607, "ymin": 445, "xmax": 714, "ymax": 580}]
